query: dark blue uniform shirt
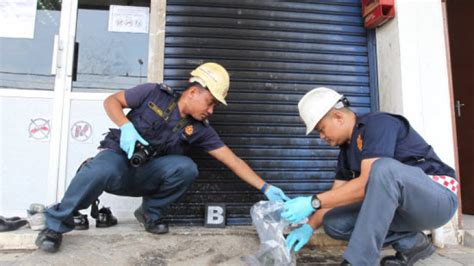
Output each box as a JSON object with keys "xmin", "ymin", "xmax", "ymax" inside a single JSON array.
[
  {"xmin": 335, "ymin": 112, "xmax": 455, "ymax": 181},
  {"xmin": 99, "ymin": 83, "xmax": 225, "ymax": 155}
]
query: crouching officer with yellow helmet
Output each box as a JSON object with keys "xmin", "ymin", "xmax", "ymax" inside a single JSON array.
[{"xmin": 35, "ymin": 62, "xmax": 289, "ymax": 253}]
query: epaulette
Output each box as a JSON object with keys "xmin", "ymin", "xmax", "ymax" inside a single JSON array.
[{"xmin": 160, "ymin": 83, "xmax": 174, "ymax": 95}]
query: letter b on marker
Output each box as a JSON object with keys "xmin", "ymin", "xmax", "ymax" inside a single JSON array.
[{"xmin": 205, "ymin": 204, "xmax": 226, "ymax": 228}]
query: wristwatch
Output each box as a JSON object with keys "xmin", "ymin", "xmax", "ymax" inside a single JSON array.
[{"xmin": 311, "ymin": 194, "xmax": 321, "ymax": 210}]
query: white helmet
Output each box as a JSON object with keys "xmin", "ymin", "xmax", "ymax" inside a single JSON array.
[
  {"xmin": 190, "ymin": 62, "xmax": 230, "ymax": 105},
  {"xmin": 298, "ymin": 87, "xmax": 344, "ymax": 135}
]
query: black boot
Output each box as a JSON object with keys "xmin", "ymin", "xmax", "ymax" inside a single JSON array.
[
  {"xmin": 0, "ymin": 216, "xmax": 22, "ymax": 221},
  {"xmin": 35, "ymin": 228, "xmax": 63, "ymax": 253},
  {"xmin": 95, "ymin": 207, "xmax": 118, "ymax": 228},
  {"xmin": 381, "ymin": 234, "xmax": 435, "ymax": 266},
  {"xmin": 134, "ymin": 206, "xmax": 169, "ymax": 234},
  {"xmin": 73, "ymin": 210, "xmax": 89, "ymax": 230}
]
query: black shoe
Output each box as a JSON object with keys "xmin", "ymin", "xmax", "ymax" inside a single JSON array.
[
  {"xmin": 35, "ymin": 228, "xmax": 63, "ymax": 253},
  {"xmin": 134, "ymin": 206, "xmax": 169, "ymax": 234},
  {"xmin": 381, "ymin": 234, "xmax": 435, "ymax": 266},
  {"xmin": 73, "ymin": 211, "xmax": 89, "ymax": 230},
  {"xmin": 0, "ymin": 216, "xmax": 22, "ymax": 221},
  {"xmin": 95, "ymin": 207, "xmax": 118, "ymax": 228},
  {"xmin": 340, "ymin": 259, "xmax": 352, "ymax": 265},
  {"xmin": 0, "ymin": 216, "xmax": 28, "ymax": 232}
]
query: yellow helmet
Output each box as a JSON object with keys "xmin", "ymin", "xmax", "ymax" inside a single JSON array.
[{"xmin": 189, "ymin": 62, "xmax": 230, "ymax": 105}]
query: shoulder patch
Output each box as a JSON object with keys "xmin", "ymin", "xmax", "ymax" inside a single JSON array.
[{"xmin": 160, "ymin": 83, "xmax": 174, "ymax": 95}]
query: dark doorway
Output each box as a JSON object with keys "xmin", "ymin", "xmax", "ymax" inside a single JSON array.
[{"xmin": 446, "ymin": 0, "xmax": 474, "ymax": 214}]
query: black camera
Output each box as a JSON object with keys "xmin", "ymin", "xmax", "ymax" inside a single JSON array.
[{"xmin": 130, "ymin": 143, "xmax": 156, "ymax": 167}]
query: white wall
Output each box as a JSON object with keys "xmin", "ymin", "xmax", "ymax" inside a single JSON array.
[
  {"xmin": 375, "ymin": 0, "xmax": 459, "ymax": 245},
  {"xmin": 374, "ymin": 16, "xmax": 403, "ymax": 114},
  {"xmin": 376, "ymin": 0, "xmax": 455, "ymax": 168}
]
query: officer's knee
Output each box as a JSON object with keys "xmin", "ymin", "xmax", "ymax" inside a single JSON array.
[
  {"xmin": 322, "ymin": 210, "xmax": 352, "ymax": 241},
  {"xmin": 180, "ymin": 158, "xmax": 198, "ymax": 184},
  {"xmin": 165, "ymin": 156, "xmax": 198, "ymax": 185}
]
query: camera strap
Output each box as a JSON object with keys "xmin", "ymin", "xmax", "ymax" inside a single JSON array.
[
  {"xmin": 148, "ymin": 94, "xmax": 191, "ymax": 134},
  {"xmin": 148, "ymin": 99, "xmax": 177, "ymax": 122}
]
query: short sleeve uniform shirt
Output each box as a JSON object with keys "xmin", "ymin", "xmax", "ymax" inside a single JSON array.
[{"xmin": 335, "ymin": 112, "xmax": 455, "ymax": 181}]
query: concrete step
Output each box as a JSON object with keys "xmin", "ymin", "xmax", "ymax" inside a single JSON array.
[
  {"xmin": 462, "ymin": 214, "xmax": 474, "ymax": 248},
  {"xmin": 0, "ymin": 220, "xmax": 345, "ymax": 251}
]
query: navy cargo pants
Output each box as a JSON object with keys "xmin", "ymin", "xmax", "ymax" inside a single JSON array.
[
  {"xmin": 45, "ymin": 149, "xmax": 198, "ymax": 233},
  {"xmin": 323, "ymin": 158, "xmax": 458, "ymax": 266}
]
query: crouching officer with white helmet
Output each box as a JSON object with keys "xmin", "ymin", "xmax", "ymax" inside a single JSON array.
[
  {"xmin": 280, "ymin": 87, "xmax": 458, "ymax": 265},
  {"xmin": 35, "ymin": 62, "xmax": 289, "ymax": 253}
]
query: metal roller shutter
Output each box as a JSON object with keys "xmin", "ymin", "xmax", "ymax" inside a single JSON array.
[{"xmin": 162, "ymin": 0, "xmax": 378, "ymax": 225}]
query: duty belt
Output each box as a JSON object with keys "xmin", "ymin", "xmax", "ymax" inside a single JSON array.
[{"xmin": 428, "ymin": 175, "xmax": 458, "ymax": 195}]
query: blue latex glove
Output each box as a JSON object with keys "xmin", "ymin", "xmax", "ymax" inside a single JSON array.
[
  {"xmin": 264, "ymin": 185, "xmax": 290, "ymax": 202},
  {"xmin": 281, "ymin": 196, "xmax": 315, "ymax": 223},
  {"xmin": 286, "ymin": 223, "xmax": 314, "ymax": 253},
  {"xmin": 119, "ymin": 122, "xmax": 149, "ymax": 159}
]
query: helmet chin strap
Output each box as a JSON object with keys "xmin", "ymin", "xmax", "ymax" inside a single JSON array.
[
  {"xmin": 334, "ymin": 96, "xmax": 351, "ymax": 109},
  {"xmin": 341, "ymin": 96, "xmax": 350, "ymax": 107}
]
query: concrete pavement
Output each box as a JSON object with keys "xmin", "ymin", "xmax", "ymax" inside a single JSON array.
[{"xmin": 1, "ymin": 218, "xmax": 473, "ymax": 265}]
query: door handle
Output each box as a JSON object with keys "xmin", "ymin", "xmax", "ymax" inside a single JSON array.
[
  {"xmin": 456, "ymin": 100, "xmax": 465, "ymax": 118},
  {"xmin": 72, "ymin": 42, "xmax": 79, "ymax": 82}
]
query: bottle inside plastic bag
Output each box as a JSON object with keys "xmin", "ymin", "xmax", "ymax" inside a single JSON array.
[{"xmin": 242, "ymin": 201, "xmax": 296, "ymax": 266}]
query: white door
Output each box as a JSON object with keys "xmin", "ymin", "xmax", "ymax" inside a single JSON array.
[
  {"xmin": 0, "ymin": 0, "xmax": 78, "ymax": 216},
  {"xmin": 64, "ymin": 1, "xmax": 150, "ymax": 217}
]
